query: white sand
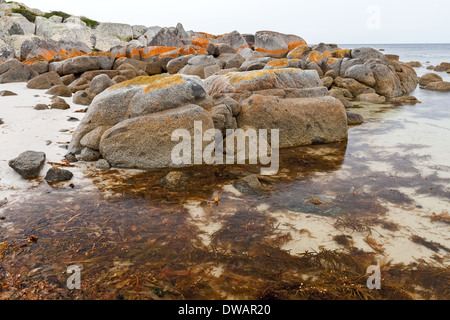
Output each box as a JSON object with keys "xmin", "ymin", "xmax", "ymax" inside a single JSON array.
[{"xmin": 0, "ymin": 82, "xmax": 92, "ymax": 206}]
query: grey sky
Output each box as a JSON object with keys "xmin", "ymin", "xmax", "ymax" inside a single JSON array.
[{"xmin": 23, "ymin": 0, "xmax": 450, "ymax": 44}]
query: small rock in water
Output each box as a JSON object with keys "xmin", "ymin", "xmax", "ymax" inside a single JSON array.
[
  {"xmin": 78, "ymin": 148, "xmax": 101, "ymax": 162},
  {"xmin": 347, "ymin": 112, "xmax": 365, "ymax": 126},
  {"xmin": 0, "ymin": 90, "xmax": 17, "ymax": 96},
  {"xmin": 65, "ymin": 153, "xmax": 78, "ymax": 163},
  {"xmin": 67, "ymin": 117, "xmax": 79, "ymax": 122},
  {"xmin": 95, "ymin": 159, "xmax": 111, "ymax": 170},
  {"xmin": 390, "ymin": 96, "xmax": 422, "ymax": 105},
  {"xmin": 233, "ymin": 175, "xmax": 265, "ymax": 195},
  {"xmin": 34, "ymin": 104, "xmax": 49, "ymax": 110},
  {"xmin": 0, "ymin": 118, "xmax": 3, "ymax": 125},
  {"xmin": 160, "ymin": 171, "xmax": 190, "ymax": 191},
  {"xmin": 44, "ymin": 167, "xmax": 73, "ymax": 182},
  {"xmin": 8, "ymin": 151, "xmax": 46, "ymax": 179},
  {"xmin": 59, "ymin": 129, "xmax": 70, "ymax": 132},
  {"xmin": 45, "ymin": 140, "xmax": 52, "ymax": 146}
]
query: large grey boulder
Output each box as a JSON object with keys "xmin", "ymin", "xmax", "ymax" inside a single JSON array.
[
  {"xmin": 142, "ymin": 26, "xmax": 163, "ymax": 45},
  {"xmin": 344, "ymin": 64, "xmax": 376, "ymax": 87},
  {"xmin": 99, "ymin": 105, "xmax": 214, "ymax": 169},
  {"xmin": 254, "ymin": 31, "xmax": 306, "ymax": 58},
  {"xmin": 49, "ymin": 56, "xmax": 101, "ymax": 75},
  {"xmin": 8, "ymin": 151, "xmax": 46, "ymax": 179},
  {"xmin": 0, "ymin": 40, "xmax": 14, "ymax": 62},
  {"xmin": 132, "ymin": 25, "xmax": 147, "ymax": 39},
  {"xmin": 218, "ymin": 31, "xmax": 249, "ymax": 51},
  {"xmin": 96, "ymin": 22, "xmax": 133, "ymax": 41},
  {"xmin": 0, "ymin": 14, "xmax": 35, "ymax": 36},
  {"xmin": 26, "ymin": 71, "xmax": 63, "ymax": 89},
  {"xmin": 35, "ymin": 16, "xmax": 93, "ymax": 49},
  {"xmin": 179, "ymin": 55, "xmax": 220, "ymax": 79},
  {"xmin": 166, "ymin": 54, "xmax": 194, "ymax": 74},
  {"xmin": 0, "ymin": 59, "xmax": 38, "ymax": 83},
  {"xmin": 20, "ymin": 37, "xmax": 60, "ymax": 60},
  {"xmin": 69, "ymin": 74, "xmax": 212, "ymax": 154},
  {"xmin": 237, "ymin": 95, "xmax": 348, "ymax": 148},
  {"xmin": 350, "ymin": 47, "xmax": 388, "ymax": 63},
  {"xmin": 148, "ymin": 27, "xmax": 183, "ymax": 47},
  {"xmin": 91, "ymin": 29, "xmax": 126, "ymax": 52},
  {"xmin": 89, "ymin": 73, "xmax": 114, "ymax": 94},
  {"xmin": 204, "ymin": 68, "xmax": 322, "ymax": 95}
]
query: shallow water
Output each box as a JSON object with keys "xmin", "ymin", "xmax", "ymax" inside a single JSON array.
[{"xmin": 1, "ymin": 47, "xmax": 450, "ymax": 300}]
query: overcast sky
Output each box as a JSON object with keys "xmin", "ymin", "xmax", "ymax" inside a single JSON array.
[{"xmin": 23, "ymin": 0, "xmax": 450, "ymax": 44}]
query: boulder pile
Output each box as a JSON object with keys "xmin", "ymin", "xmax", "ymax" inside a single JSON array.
[{"xmin": 0, "ymin": 1, "xmax": 421, "ymax": 170}]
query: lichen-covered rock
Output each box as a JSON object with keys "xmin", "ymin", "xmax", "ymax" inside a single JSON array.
[
  {"xmin": 237, "ymin": 95, "xmax": 348, "ymax": 148},
  {"xmin": 99, "ymin": 105, "xmax": 214, "ymax": 169},
  {"xmin": 69, "ymin": 74, "xmax": 212, "ymax": 154},
  {"xmin": 204, "ymin": 68, "xmax": 321, "ymax": 95},
  {"xmin": 287, "ymin": 45, "xmax": 311, "ymax": 59},
  {"xmin": 23, "ymin": 56, "xmax": 49, "ymax": 74},
  {"xmin": 255, "ymin": 31, "xmax": 307, "ymax": 58}
]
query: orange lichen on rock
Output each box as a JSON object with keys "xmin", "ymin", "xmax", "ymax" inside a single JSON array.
[
  {"xmin": 159, "ymin": 46, "xmax": 198, "ymax": 59},
  {"xmin": 332, "ymin": 48, "xmax": 349, "ymax": 59},
  {"xmin": 34, "ymin": 49, "xmax": 60, "ymax": 62},
  {"xmin": 255, "ymin": 48, "xmax": 289, "ymax": 56},
  {"xmin": 287, "ymin": 45, "xmax": 310, "ymax": 59},
  {"xmin": 110, "ymin": 47, "xmax": 127, "ymax": 59},
  {"xmin": 88, "ymin": 52, "xmax": 115, "ymax": 58},
  {"xmin": 266, "ymin": 58, "xmax": 289, "ymax": 68},
  {"xmin": 109, "ymin": 75, "xmax": 184, "ymax": 93},
  {"xmin": 126, "ymin": 47, "xmax": 141, "ymax": 59},
  {"xmin": 196, "ymin": 32, "xmax": 217, "ymax": 39},
  {"xmin": 288, "ymin": 40, "xmax": 308, "ymax": 52},
  {"xmin": 327, "ymin": 57, "xmax": 339, "ymax": 65},
  {"xmin": 67, "ymin": 50, "xmax": 87, "ymax": 59},
  {"xmin": 23, "ymin": 56, "xmax": 47, "ymax": 66},
  {"xmin": 192, "ymin": 46, "xmax": 207, "ymax": 55},
  {"xmin": 321, "ymin": 51, "xmax": 332, "ymax": 60},
  {"xmin": 191, "ymin": 37, "xmax": 210, "ymax": 50},
  {"xmin": 143, "ymin": 74, "xmax": 184, "ymax": 93},
  {"xmin": 308, "ymin": 51, "xmax": 322, "ymax": 63},
  {"xmin": 140, "ymin": 46, "xmax": 180, "ymax": 59}
]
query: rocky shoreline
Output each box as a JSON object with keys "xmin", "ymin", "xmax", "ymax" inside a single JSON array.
[{"xmin": 4, "ymin": 1, "xmax": 448, "ymax": 176}]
